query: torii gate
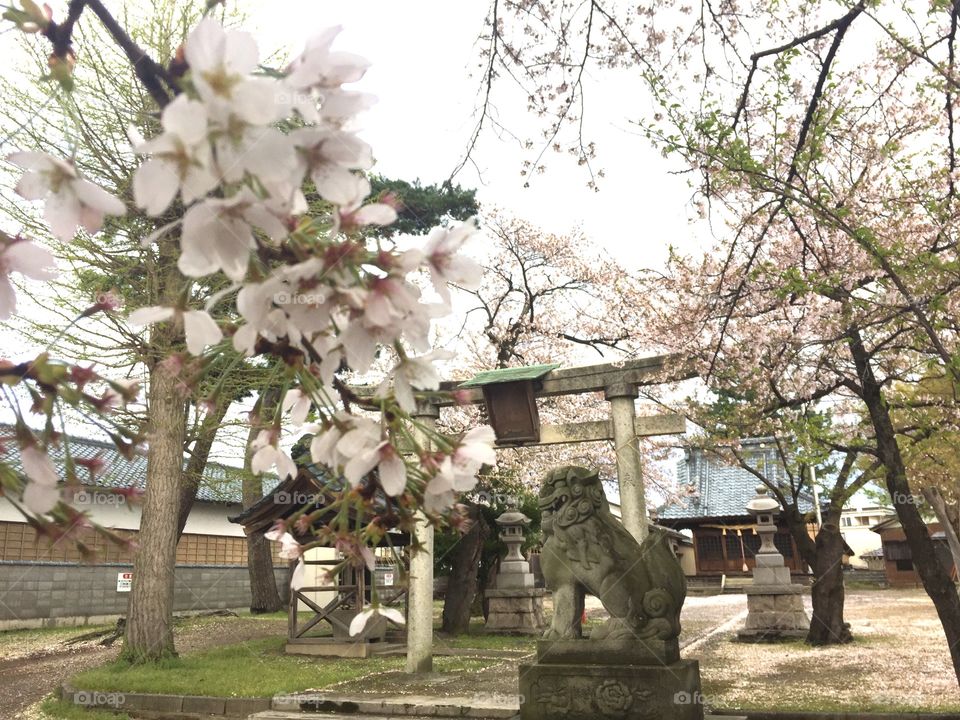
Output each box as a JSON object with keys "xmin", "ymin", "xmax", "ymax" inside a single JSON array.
[{"xmin": 361, "ymin": 353, "xmax": 693, "ymax": 673}]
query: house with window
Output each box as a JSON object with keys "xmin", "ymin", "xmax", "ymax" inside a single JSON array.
[
  {"xmin": 871, "ymin": 515, "xmax": 955, "ymax": 586},
  {"xmin": 0, "ymin": 424, "xmax": 286, "ymax": 629},
  {"xmin": 656, "ymin": 439, "xmax": 817, "ymax": 577},
  {"xmin": 839, "ymin": 499, "xmax": 892, "ymax": 569}
]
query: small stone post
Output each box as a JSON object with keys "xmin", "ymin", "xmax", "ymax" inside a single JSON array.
[
  {"xmin": 738, "ymin": 485, "xmax": 809, "ymax": 641},
  {"xmin": 484, "ymin": 502, "xmax": 546, "ymax": 634},
  {"xmin": 605, "ymin": 382, "xmax": 647, "ymax": 542},
  {"xmin": 406, "ymin": 401, "xmax": 439, "ymax": 673}
]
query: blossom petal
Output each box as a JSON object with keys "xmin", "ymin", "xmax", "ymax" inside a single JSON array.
[
  {"xmin": 183, "ymin": 310, "xmax": 223, "ymax": 355},
  {"xmin": 134, "ymin": 159, "xmax": 180, "ymax": 216}
]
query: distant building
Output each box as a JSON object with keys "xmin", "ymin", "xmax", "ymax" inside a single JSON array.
[
  {"xmin": 839, "ymin": 501, "xmax": 892, "ymax": 569},
  {"xmin": 858, "ymin": 546, "xmax": 885, "ymax": 572},
  {"xmin": 0, "ymin": 425, "xmax": 285, "ymax": 629},
  {"xmin": 657, "ymin": 439, "xmax": 817, "ymax": 577},
  {"xmin": 871, "ymin": 516, "xmax": 956, "ymax": 587}
]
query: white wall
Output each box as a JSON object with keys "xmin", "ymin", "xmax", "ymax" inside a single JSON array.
[{"xmin": 0, "ymin": 493, "xmax": 245, "ymax": 537}]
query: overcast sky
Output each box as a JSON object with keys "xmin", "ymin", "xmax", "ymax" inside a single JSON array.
[{"xmin": 247, "ymin": 0, "xmax": 703, "ymax": 271}]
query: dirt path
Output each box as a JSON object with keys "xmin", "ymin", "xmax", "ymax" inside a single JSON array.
[{"xmin": 1, "ymin": 615, "xmax": 288, "ymax": 719}]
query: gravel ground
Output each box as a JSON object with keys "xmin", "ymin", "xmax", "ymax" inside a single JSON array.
[
  {"xmin": 5, "ymin": 589, "xmax": 957, "ymax": 717},
  {"xmin": 1, "ymin": 614, "xmax": 288, "ymax": 719},
  {"xmin": 697, "ymin": 588, "xmax": 960, "ymax": 712}
]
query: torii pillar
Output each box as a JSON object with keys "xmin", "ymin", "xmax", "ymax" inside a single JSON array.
[
  {"xmin": 406, "ymin": 401, "xmax": 439, "ymax": 673},
  {"xmin": 606, "ymin": 382, "xmax": 647, "ymax": 542}
]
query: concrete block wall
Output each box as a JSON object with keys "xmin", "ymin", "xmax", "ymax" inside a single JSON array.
[{"xmin": 0, "ymin": 561, "xmax": 290, "ymax": 629}]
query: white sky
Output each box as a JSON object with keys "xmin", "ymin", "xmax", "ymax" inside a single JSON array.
[{"xmin": 247, "ymin": 0, "xmax": 703, "ymax": 271}]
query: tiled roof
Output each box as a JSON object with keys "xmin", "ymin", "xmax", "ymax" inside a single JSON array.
[
  {"xmin": 0, "ymin": 424, "xmax": 277, "ymax": 505},
  {"xmin": 860, "ymin": 547, "xmax": 884, "ymax": 558},
  {"xmin": 657, "ymin": 439, "xmax": 816, "ymax": 522}
]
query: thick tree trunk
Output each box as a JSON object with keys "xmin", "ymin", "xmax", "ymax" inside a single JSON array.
[
  {"xmin": 243, "ymin": 391, "xmax": 282, "ymax": 614},
  {"xmin": 441, "ymin": 504, "xmax": 488, "ymax": 635},
  {"xmin": 849, "ymin": 330, "xmax": 960, "ymax": 685},
  {"xmin": 121, "ymin": 359, "xmax": 187, "ymax": 663},
  {"xmin": 806, "ymin": 519, "xmax": 851, "ymax": 645}
]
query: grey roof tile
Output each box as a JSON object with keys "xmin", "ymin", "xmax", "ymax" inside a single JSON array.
[
  {"xmin": 0, "ymin": 424, "xmax": 278, "ymax": 505},
  {"xmin": 658, "ymin": 439, "xmax": 816, "ymax": 521}
]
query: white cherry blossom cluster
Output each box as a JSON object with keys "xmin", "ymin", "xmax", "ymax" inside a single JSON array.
[{"xmin": 3, "ymin": 16, "xmax": 495, "ymax": 545}]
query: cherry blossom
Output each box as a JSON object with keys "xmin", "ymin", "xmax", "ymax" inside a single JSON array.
[
  {"xmin": 264, "ymin": 527, "xmax": 302, "ymax": 560},
  {"xmin": 0, "ymin": 235, "xmax": 56, "ymax": 320},
  {"xmin": 284, "ymin": 27, "xmax": 372, "ymax": 124},
  {"xmin": 7, "ymin": 151, "xmax": 125, "ymax": 241},
  {"xmin": 177, "ymin": 191, "xmax": 287, "ymax": 281},
  {"xmin": 184, "ymin": 17, "xmax": 277, "ymax": 125},
  {"xmin": 128, "ymin": 306, "xmax": 223, "ymax": 355},
  {"xmin": 1, "ymin": 10, "xmax": 495, "ymax": 582},
  {"xmin": 250, "ymin": 429, "xmax": 297, "ymax": 480},
  {"xmin": 426, "ymin": 425, "xmax": 497, "ymax": 497},
  {"xmin": 20, "ymin": 444, "xmax": 59, "ymax": 514},
  {"xmin": 421, "ymin": 219, "xmax": 482, "ymax": 303},
  {"xmin": 281, "ymin": 388, "xmax": 312, "ymax": 427},
  {"xmin": 132, "ymin": 95, "xmax": 218, "ymax": 215},
  {"xmin": 349, "ymin": 605, "xmax": 405, "ymax": 636},
  {"xmin": 388, "ymin": 350, "xmax": 451, "ymax": 413}
]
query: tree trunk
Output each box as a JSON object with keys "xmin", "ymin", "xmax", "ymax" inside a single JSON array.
[
  {"xmin": 121, "ymin": 358, "xmax": 186, "ymax": 663},
  {"xmin": 806, "ymin": 518, "xmax": 851, "ymax": 645},
  {"xmin": 243, "ymin": 391, "xmax": 283, "ymax": 614},
  {"xmin": 176, "ymin": 399, "xmax": 232, "ymax": 540},
  {"xmin": 849, "ymin": 329, "xmax": 960, "ymax": 684},
  {"xmin": 441, "ymin": 503, "xmax": 488, "ymax": 635}
]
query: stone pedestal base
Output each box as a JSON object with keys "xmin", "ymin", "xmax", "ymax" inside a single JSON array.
[
  {"xmin": 484, "ymin": 588, "xmax": 546, "ymax": 634},
  {"xmin": 737, "ymin": 585, "xmax": 809, "ymax": 642},
  {"xmin": 519, "ymin": 640, "xmax": 703, "ymax": 720}
]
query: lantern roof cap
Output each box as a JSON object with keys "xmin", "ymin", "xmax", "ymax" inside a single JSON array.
[
  {"xmin": 746, "ymin": 485, "xmax": 780, "ymax": 515},
  {"xmin": 458, "ymin": 363, "xmax": 560, "ymax": 388},
  {"xmin": 496, "ymin": 510, "xmax": 532, "ymax": 527}
]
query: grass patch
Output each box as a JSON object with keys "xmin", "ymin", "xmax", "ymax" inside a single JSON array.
[
  {"xmin": 38, "ymin": 696, "xmax": 131, "ymax": 720},
  {"xmin": 71, "ymin": 637, "xmax": 492, "ymax": 698},
  {"xmin": 436, "ymin": 621, "xmax": 535, "ymax": 652}
]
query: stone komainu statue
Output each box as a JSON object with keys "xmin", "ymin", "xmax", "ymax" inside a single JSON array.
[{"xmin": 539, "ymin": 465, "xmax": 686, "ymax": 641}]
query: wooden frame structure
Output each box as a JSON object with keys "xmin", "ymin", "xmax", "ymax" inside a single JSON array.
[{"xmin": 230, "ymin": 469, "xmax": 411, "ymax": 658}]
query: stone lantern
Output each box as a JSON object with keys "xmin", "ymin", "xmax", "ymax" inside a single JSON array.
[
  {"xmin": 746, "ymin": 485, "xmax": 780, "ymax": 556},
  {"xmin": 496, "ymin": 503, "xmax": 534, "ymax": 587},
  {"xmin": 484, "ymin": 503, "xmax": 546, "ymax": 634},
  {"xmin": 738, "ymin": 485, "xmax": 809, "ymax": 641}
]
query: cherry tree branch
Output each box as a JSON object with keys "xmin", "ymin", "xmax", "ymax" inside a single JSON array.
[{"xmin": 43, "ymin": 0, "xmax": 176, "ymax": 108}]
